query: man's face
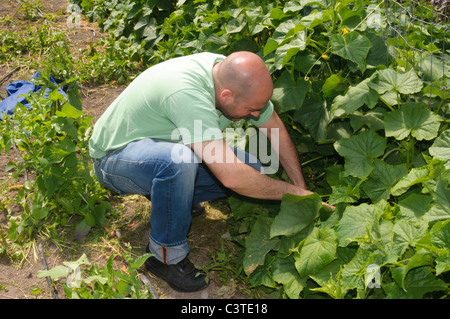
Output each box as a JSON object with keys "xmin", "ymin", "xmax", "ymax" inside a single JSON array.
[{"xmin": 218, "ymin": 89, "xmax": 272, "ymax": 121}]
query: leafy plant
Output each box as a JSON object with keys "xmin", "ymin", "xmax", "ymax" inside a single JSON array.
[
  {"xmin": 78, "ymin": 34, "xmax": 145, "ymax": 84},
  {"xmin": 37, "ymin": 251, "xmax": 153, "ymax": 299},
  {"xmin": 18, "ymin": 0, "xmax": 45, "ymax": 21},
  {"xmin": 226, "ymin": 0, "xmax": 449, "ymax": 299},
  {"xmin": 0, "ymin": 24, "xmax": 67, "ymax": 64},
  {"xmin": 0, "ymin": 0, "xmax": 445, "ymax": 298},
  {"xmin": 0, "ymin": 75, "xmax": 111, "ymax": 242},
  {"xmin": 68, "ymin": 0, "xmax": 449, "ymax": 299}
]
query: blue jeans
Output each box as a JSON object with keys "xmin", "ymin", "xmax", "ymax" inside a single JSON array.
[{"xmin": 93, "ymin": 138, "xmax": 262, "ymax": 264}]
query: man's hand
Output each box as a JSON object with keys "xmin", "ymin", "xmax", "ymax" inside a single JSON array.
[{"xmin": 258, "ymin": 111, "xmax": 308, "ymax": 189}]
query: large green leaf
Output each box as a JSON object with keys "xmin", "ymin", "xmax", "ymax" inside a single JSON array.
[
  {"xmin": 274, "ymin": 30, "xmax": 308, "ymax": 69},
  {"xmin": 272, "ymin": 255, "xmax": 306, "ymax": 299},
  {"xmin": 272, "ymin": 71, "xmax": 311, "ymax": 112},
  {"xmin": 425, "ymin": 179, "xmax": 450, "ymax": 223},
  {"xmin": 37, "ymin": 265, "xmax": 69, "ymax": 281},
  {"xmin": 386, "ymin": 267, "xmax": 448, "ymax": 298},
  {"xmin": 270, "ymin": 18, "xmax": 298, "ymax": 44},
  {"xmin": 225, "ymin": 15, "xmax": 247, "ymax": 34},
  {"xmin": 429, "ymin": 129, "xmax": 450, "ymax": 162},
  {"xmin": 392, "ymin": 219, "xmax": 428, "ymax": 256},
  {"xmin": 431, "ymin": 221, "xmax": 450, "ymax": 275},
  {"xmin": 243, "ymin": 216, "xmax": 280, "ymax": 275},
  {"xmin": 270, "ymin": 193, "xmax": 321, "ymax": 238},
  {"xmin": 329, "ymin": 185, "xmax": 358, "ymax": 205},
  {"xmin": 330, "ymin": 32, "xmax": 372, "ymax": 73},
  {"xmin": 368, "ymin": 68, "xmax": 423, "ymax": 95},
  {"xmin": 309, "ymin": 246, "xmax": 356, "ymax": 289},
  {"xmin": 398, "ymin": 193, "xmax": 432, "ymax": 220},
  {"xmin": 391, "ymin": 166, "xmax": 430, "ymax": 196},
  {"xmin": 295, "ymin": 227, "xmax": 337, "ymax": 277},
  {"xmin": 334, "ymin": 130, "xmax": 387, "ymax": 179},
  {"xmin": 264, "ymin": 18, "xmax": 299, "ymax": 56},
  {"xmin": 431, "ymin": 220, "xmax": 450, "ymax": 249},
  {"xmin": 349, "ymin": 107, "xmax": 386, "ymax": 132},
  {"xmin": 293, "ymin": 92, "xmax": 330, "ymax": 141},
  {"xmin": 391, "ymin": 249, "xmax": 434, "ymax": 290},
  {"xmin": 340, "ymin": 247, "xmax": 370, "ymax": 290},
  {"xmin": 362, "ymin": 159, "xmax": 408, "ymax": 203},
  {"xmin": 322, "ymin": 74, "xmax": 348, "ymax": 99},
  {"xmin": 328, "ymin": 171, "xmax": 364, "ymax": 205},
  {"xmin": 335, "ymin": 202, "xmax": 384, "ymax": 247},
  {"xmin": 435, "ymin": 252, "xmax": 450, "ymax": 275},
  {"xmin": 331, "ymin": 78, "xmax": 379, "ymax": 117},
  {"xmin": 366, "ymin": 32, "xmax": 389, "ymax": 68},
  {"xmin": 384, "ymin": 102, "xmax": 442, "ymax": 141},
  {"xmin": 56, "ymin": 103, "xmax": 84, "ymax": 119}
]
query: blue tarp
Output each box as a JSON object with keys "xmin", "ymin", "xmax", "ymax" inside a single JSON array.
[{"xmin": 0, "ymin": 71, "xmax": 66, "ymax": 120}]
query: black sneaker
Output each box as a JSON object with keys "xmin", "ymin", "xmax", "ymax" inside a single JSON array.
[{"xmin": 145, "ymin": 255, "xmax": 209, "ymax": 292}]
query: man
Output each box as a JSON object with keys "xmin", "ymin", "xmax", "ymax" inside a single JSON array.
[{"xmin": 89, "ymin": 51, "xmax": 314, "ymax": 292}]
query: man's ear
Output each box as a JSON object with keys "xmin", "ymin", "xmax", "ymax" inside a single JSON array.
[{"xmin": 220, "ymin": 89, "xmax": 234, "ymax": 104}]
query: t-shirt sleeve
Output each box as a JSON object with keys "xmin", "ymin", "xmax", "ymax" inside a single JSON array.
[
  {"xmin": 163, "ymin": 90, "xmax": 223, "ymax": 145},
  {"xmin": 248, "ymin": 100, "xmax": 274, "ymax": 127}
]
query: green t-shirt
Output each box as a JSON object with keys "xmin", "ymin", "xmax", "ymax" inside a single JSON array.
[{"xmin": 89, "ymin": 52, "xmax": 274, "ymax": 159}]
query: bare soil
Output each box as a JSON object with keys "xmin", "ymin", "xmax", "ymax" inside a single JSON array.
[{"xmin": 0, "ymin": 0, "xmax": 251, "ymax": 300}]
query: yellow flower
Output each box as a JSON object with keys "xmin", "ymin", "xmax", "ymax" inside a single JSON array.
[
  {"xmin": 343, "ymin": 28, "xmax": 350, "ymax": 34},
  {"xmin": 321, "ymin": 54, "xmax": 329, "ymax": 59}
]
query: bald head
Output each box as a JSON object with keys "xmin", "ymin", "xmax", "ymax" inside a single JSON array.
[{"xmin": 214, "ymin": 51, "xmax": 273, "ymax": 102}]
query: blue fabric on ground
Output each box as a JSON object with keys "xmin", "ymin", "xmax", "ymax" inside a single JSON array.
[{"xmin": 0, "ymin": 71, "xmax": 66, "ymax": 120}]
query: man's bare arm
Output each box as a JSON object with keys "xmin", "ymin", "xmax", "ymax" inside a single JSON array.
[{"xmin": 190, "ymin": 139, "xmax": 313, "ymax": 200}]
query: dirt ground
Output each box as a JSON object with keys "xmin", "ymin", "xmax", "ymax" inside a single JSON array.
[{"xmin": 0, "ymin": 0, "xmax": 251, "ymax": 300}]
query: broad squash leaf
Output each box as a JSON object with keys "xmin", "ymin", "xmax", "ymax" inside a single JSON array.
[
  {"xmin": 330, "ymin": 32, "xmax": 371, "ymax": 73},
  {"xmin": 293, "ymin": 92, "xmax": 330, "ymax": 141},
  {"xmin": 368, "ymin": 68, "xmax": 423, "ymax": 95},
  {"xmin": 387, "ymin": 267, "xmax": 447, "ymax": 298},
  {"xmin": 430, "ymin": 129, "xmax": 450, "ymax": 162},
  {"xmin": 334, "ymin": 130, "xmax": 386, "ymax": 179},
  {"xmin": 270, "ymin": 193, "xmax": 321, "ymax": 238},
  {"xmin": 362, "ymin": 159, "xmax": 408, "ymax": 203},
  {"xmin": 398, "ymin": 193, "xmax": 432, "ymax": 220},
  {"xmin": 295, "ymin": 227, "xmax": 337, "ymax": 277},
  {"xmin": 274, "ymin": 29, "xmax": 308, "ymax": 69},
  {"xmin": 335, "ymin": 202, "xmax": 384, "ymax": 247},
  {"xmin": 331, "ymin": 78, "xmax": 379, "ymax": 117},
  {"xmin": 243, "ymin": 216, "xmax": 280, "ymax": 275},
  {"xmin": 384, "ymin": 102, "xmax": 442, "ymax": 141},
  {"xmin": 392, "ymin": 219, "xmax": 428, "ymax": 256},
  {"xmin": 272, "ymin": 255, "xmax": 306, "ymax": 299},
  {"xmin": 425, "ymin": 179, "xmax": 450, "ymax": 223},
  {"xmin": 391, "ymin": 166, "xmax": 430, "ymax": 196},
  {"xmin": 272, "ymin": 71, "xmax": 310, "ymax": 112}
]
